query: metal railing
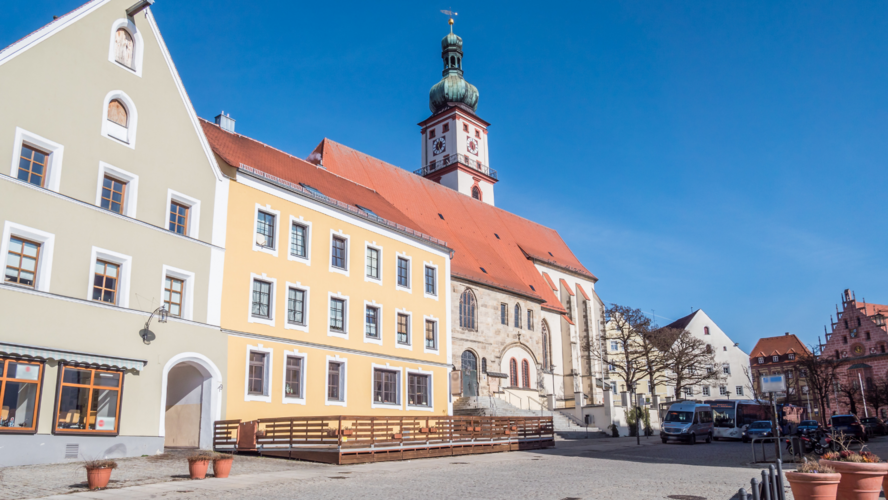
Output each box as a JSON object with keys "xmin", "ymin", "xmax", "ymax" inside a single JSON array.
[
  {"xmin": 751, "ymin": 437, "xmax": 784, "ymax": 464},
  {"xmin": 413, "ymin": 153, "xmax": 498, "ymax": 180},
  {"xmin": 737, "ymin": 459, "xmax": 786, "ymax": 500}
]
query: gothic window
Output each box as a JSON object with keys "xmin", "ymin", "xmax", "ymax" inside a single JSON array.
[
  {"xmin": 514, "ymin": 304, "xmax": 521, "ymax": 328},
  {"xmin": 459, "ymin": 289, "xmax": 477, "ymax": 331},
  {"xmin": 114, "ymin": 28, "xmax": 134, "ymax": 68},
  {"xmin": 472, "ymin": 186, "xmax": 481, "ymax": 200},
  {"xmin": 481, "ymin": 357, "xmax": 487, "ymax": 374},
  {"xmin": 521, "ymin": 360, "xmax": 530, "ymax": 388},
  {"xmin": 509, "ymin": 358, "xmax": 518, "ymax": 387},
  {"xmin": 541, "ymin": 321, "xmax": 551, "ymax": 371},
  {"xmin": 704, "ymin": 326, "xmax": 710, "ymax": 335}
]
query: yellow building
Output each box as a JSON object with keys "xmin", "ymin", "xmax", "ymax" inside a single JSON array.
[{"xmin": 203, "ymin": 120, "xmax": 453, "ymax": 420}]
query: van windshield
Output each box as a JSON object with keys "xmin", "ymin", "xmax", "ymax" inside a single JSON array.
[{"xmin": 665, "ymin": 411, "xmax": 693, "ymax": 423}]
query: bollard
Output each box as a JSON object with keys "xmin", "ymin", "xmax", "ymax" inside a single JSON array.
[
  {"xmin": 751, "ymin": 477, "xmax": 761, "ymax": 500},
  {"xmin": 769, "ymin": 465, "xmax": 779, "ymax": 500},
  {"xmin": 775, "ymin": 459, "xmax": 785, "ymax": 500},
  {"xmin": 761, "ymin": 470, "xmax": 771, "ymax": 500},
  {"xmin": 738, "ymin": 488, "xmax": 749, "ymax": 500}
]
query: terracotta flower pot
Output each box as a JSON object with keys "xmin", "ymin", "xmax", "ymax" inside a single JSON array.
[
  {"xmin": 784, "ymin": 471, "xmax": 841, "ymax": 500},
  {"xmin": 821, "ymin": 460, "xmax": 888, "ymax": 500},
  {"xmin": 86, "ymin": 467, "xmax": 112, "ymax": 490},
  {"xmin": 341, "ymin": 429, "xmax": 354, "ymax": 436},
  {"xmin": 392, "ymin": 433, "xmax": 403, "ymax": 439},
  {"xmin": 212, "ymin": 458, "xmax": 233, "ymax": 479},
  {"xmin": 189, "ymin": 459, "xmax": 210, "ymax": 480}
]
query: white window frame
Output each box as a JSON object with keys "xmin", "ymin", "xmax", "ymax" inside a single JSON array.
[
  {"xmin": 1, "ymin": 221, "xmax": 55, "ymax": 292},
  {"xmin": 165, "ymin": 189, "xmax": 201, "ymax": 239},
  {"xmin": 736, "ymin": 386, "xmax": 744, "ymax": 396},
  {"xmin": 10, "ymin": 127, "xmax": 65, "ymax": 192},
  {"xmin": 159, "ymin": 265, "xmax": 196, "ymax": 321},
  {"xmin": 329, "ymin": 230, "xmax": 350, "ymax": 276},
  {"xmin": 95, "ymin": 162, "xmax": 139, "ymax": 218},
  {"xmin": 395, "ymin": 252, "xmax": 412, "ymax": 293},
  {"xmin": 283, "ymin": 282, "xmax": 310, "ymax": 333},
  {"xmin": 364, "ymin": 241, "xmax": 383, "ymax": 285},
  {"xmin": 788, "ymin": 353, "xmax": 795, "ymax": 360},
  {"xmin": 87, "ymin": 246, "xmax": 132, "ymax": 308},
  {"xmin": 370, "ymin": 363, "xmax": 403, "ymax": 410},
  {"xmin": 702, "ymin": 386, "xmax": 710, "ymax": 397},
  {"xmin": 287, "ymin": 216, "xmax": 311, "ymax": 265},
  {"xmin": 244, "ymin": 344, "xmax": 273, "ymax": 403},
  {"xmin": 423, "ymin": 315, "xmax": 440, "ymax": 354},
  {"xmin": 100, "ymin": 90, "xmax": 138, "ymax": 148},
  {"xmin": 247, "ymin": 273, "xmax": 276, "ymax": 327},
  {"xmin": 395, "ymin": 308, "xmax": 413, "ymax": 351},
  {"xmin": 252, "ymin": 204, "xmax": 280, "ymax": 257},
  {"xmin": 325, "ymin": 355, "xmax": 347, "ymax": 407},
  {"xmin": 772, "ymin": 355, "xmax": 779, "ymax": 362},
  {"xmin": 758, "ymin": 357, "xmax": 764, "ymax": 364},
  {"xmin": 281, "ymin": 349, "xmax": 307, "ymax": 405},
  {"xmin": 719, "ymin": 386, "xmax": 727, "ymax": 396},
  {"xmin": 327, "ymin": 291, "xmax": 349, "ymax": 339},
  {"xmin": 363, "ymin": 300, "xmax": 383, "ymax": 346},
  {"xmin": 722, "ymin": 364, "xmax": 731, "ymax": 375},
  {"xmin": 107, "ymin": 18, "xmax": 144, "ymax": 77},
  {"xmin": 423, "ymin": 261, "xmax": 439, "ymax": 300}
]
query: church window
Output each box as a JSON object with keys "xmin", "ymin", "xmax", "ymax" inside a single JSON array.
[
  {"xmin": 429, "ymin": 128, "xmax": 436, "ymax": 139},
  {"xmin": 481, "ymin": 357, "xmax": 487, "ymax": 373},
  {"xmin": 463, "ymin": 124, "xmax": 469, "ymax": 132},
  {"xmin": 475, "ymin": 129, "xmax": 480, "ymax": 138},
  {"xmin": 541, "ymin": 322, "xmax": 551, "ymax": 371},
  {"xmin": 509, "ymin": 358, "xmax": 518, "ymax": 387},
  {"xmin": 450, "ymin": 55, "xmax": 455, "ymax": 67},
  {"xmin": 866, "ymin": 331, "xmax": 871, "ymax": 340},
  {"xmin": 521, "ymin": 360, "xmax": 530, "ymax": 388},
  {"xmin": 472, "ymin": 186, "xmax": 481, "ymax": 200},
  {"xmin": 500, "ymin": 303, "xmax": 508, "ymax": 325},
  {"xmin": 459, "ymin": 289, "xmax": 477, "ymax": 331},
  {"xmin": 514, "ymin": 304, "xmax": 522, "ymax": 328},
  {"xmin": 443, "ymin": 123, "xmax": 449, "ymax": 132},
  {"xmin": 843, "ymin": 336, "xmax": 848, "ymax": 344},
  {"xmin": 858, "ymin": 317, "xmax": 862, "ymax": 327}
]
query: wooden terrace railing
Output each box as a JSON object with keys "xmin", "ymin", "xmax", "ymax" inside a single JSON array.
[{"xmin": 214, "ymin": 415, "xmax": 554, "ymax": 465}]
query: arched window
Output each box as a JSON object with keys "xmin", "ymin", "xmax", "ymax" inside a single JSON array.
[
  {"xmin": 450, "ymin": 55, "xmax": 456, "ymax": 67},
  {"xmin": 704, "ymin": 326, "xmax": 710, "ymax": 335},
  {"xmin": 541, "ymin": 321, "xmax": 551, "ymax": 371},
  {"xmin": 114, "ymin": 28, "xmax": 134, "ymax": 68},
  {"xmin": 457, "ymin": 57, "xmax": 461, "ymax": 68},
  {"xmin": 521, "ymin": 360, "xmax": 530, "ymax": 388},
  {"xmin": 472, "ymin": 186, "xmax": 481, "ymax": 200},
  {"xmin": 509, "ymin": 358, "xmax": 518, "ymax": 387},
  {"xmin": 461, "ymin": 350, "xmax": 478, "ymax": 397},
  {"xmin": 108, "ymin": 100, "xmax": 128, "ymax": 128},
  {"xmin": 481, "ymin": 357, "xmax": 487, "ymax": 373},
  {"xmin": 104, "ymin": 98, "xmax": 131, "ymax": 143},
  {"xmin": 459, "ymin": 289, "xmax": 477, "ymax": 330},
  {"xmin": 514, "ymin": 304, "xmax": 521, "ymax": 328}
]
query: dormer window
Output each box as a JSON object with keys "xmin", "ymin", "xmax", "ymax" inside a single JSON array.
[
  {"xmin": 114, "ymin": 28, "xmax": 134, "ymax": 68},
  {"xmin": 758, "ymin": 357, "xmax": 764, "ymax": 364},
  {"xmin": 772, "ymin": 355, "xmax": 779, "ymax": 362},
  {"xmin": 788, "ymin": 353, "xmax": 795, "ymax": 360}
]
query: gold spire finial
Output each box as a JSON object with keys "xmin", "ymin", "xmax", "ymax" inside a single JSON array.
[{"xmin": 440, "ymin": 9, "xmax": 457, "ymax": 33}]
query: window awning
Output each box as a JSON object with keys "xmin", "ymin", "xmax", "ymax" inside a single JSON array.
[{"xmin": 0, "ymin": 342, "xmax": 147, "ymax": 372}]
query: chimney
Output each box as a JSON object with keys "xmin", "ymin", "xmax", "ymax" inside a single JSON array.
[
  {"xmin": 215, "ymin": 111, "xmax": 235, "ymax": 133},
  {"xmin": 785, "ymin": 332, "xmax": 789, "ymax": 336}
]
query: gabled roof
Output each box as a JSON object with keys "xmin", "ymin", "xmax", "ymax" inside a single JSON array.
[
  {"xmin": 560, "ymin": 279, "xmax": 575, "ymax": 296},
  {"xmin": 576, "ymin": 284, "xmax": 590, "ymax": 301},
  {"xmin": 859, "ymin": 301, "xmax": 888, "ymax": 318},
  {"xmin": 749, "ymin": 334, "xmax": 811, "ymax": 361},
  {"xmin": 309, "ymin": 138, "xmax": 596, "ymax": 309},
  {"xmin": 0, "ymin": 0, "xmax": 103, "ymax": 64},
  {"xmin": 663, "ymin": 310, "xmax": 700, "ymax": 331}
]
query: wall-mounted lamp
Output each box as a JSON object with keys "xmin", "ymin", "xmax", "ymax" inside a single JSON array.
[
  {"xmin": 140, "ymin": 305, "xmax": 168, "ymax": 345},
  {"xmin": 126, "ymin": 0, "xmax": 154, "ymax": 18}
]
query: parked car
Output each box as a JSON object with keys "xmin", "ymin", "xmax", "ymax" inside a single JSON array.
[
  {"xmin": 742, "ymin": 421, "xmax": 775, "ymax": 443},
  {"xmin": 796, "ymin": 420, "xmax": 823, "ymax": 435},
  {"xmin": 860, "ymin": 417, "xmax": 887, "ymax": 436},
  {"xmin": 830, "ymin": 415, "xmax": 868, "ymax": 442},
  {"xmin": 660, "ymin": 402, "xmax": 714, "ymax": 444}
]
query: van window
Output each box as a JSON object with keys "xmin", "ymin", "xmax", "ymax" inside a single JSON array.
[
  {"xmin": 698, "ymin": 410, "xmax": 712, "ymax": 423},
  {"xmin": 665, "ymin": 411, "xmax": 693, "ymax": 423}
]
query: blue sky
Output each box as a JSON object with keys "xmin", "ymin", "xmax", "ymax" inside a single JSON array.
[{"xmin": 4, "ymin": 1, "xmax": 886, "ymax": 352}]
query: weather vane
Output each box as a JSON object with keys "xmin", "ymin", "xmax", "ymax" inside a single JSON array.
[{"xmin": 440, "ymin": 9, "xmax": 457, "ymax": 33}]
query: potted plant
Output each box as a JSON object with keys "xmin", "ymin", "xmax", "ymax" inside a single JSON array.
[
  {"xmin": 821, "ymin": 450, "xmax": 888, "ymax": 500},
  {"xmin": 187, "ymin": 450, "xmax": 216, "ymax": 480},
  {"xmin": 212, "ymin": 453, "xmax": 234, "ymax": 479},
  {"xmin": 341, "ymin": 427, "xmax": 354, "ymax": 436},
  {"xmin": 83, "ymin": 459, "xmax": 117, "ymax": 490},
  {"xmin": 785, "ymin": 460, "xmax": 841, "ymax": 500}
]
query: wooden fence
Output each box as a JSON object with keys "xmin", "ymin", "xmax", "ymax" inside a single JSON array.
[{"xmin": 214, "ymin": 415, "xmax": 554, "ymax": 464}]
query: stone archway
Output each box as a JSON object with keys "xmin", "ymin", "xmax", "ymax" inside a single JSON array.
[{"xmin": 160, "ymin": 353, "xmax": 221, "ymax": 450}]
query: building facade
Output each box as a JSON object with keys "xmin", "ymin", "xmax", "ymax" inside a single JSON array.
[
  {"xmin": 0, "ymin": 0, "xmax": 229, "ymax": 465},
  {"xmin": 750, "ymin": 333, "xmax": 812, "ymax": 409}
]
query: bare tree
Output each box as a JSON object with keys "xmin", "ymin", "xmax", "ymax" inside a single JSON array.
[
  {"xmin": 591, "ymin": 304, "xmax": 653, "ymax": 407},
  {"xmin": 742, "ymin": 365, "xmax": 760, "ymax": 401},
  {"xmin": 796, "ymin": 349, "xmax": 837, "ymax": 426},
  {"xmin": 639, "ymin": 326, "xmax": 670, "ymax": 407},
  {"xmin": 864, "ymin": 375, "xmax": 888, "ymax": 419},
  {"xmin": 660, "ymin": 328, "xmax": 725, "ymax": 398},
  {"xmin": 839, "ymin": 380, "xmax": 861, "ymax": 417}
]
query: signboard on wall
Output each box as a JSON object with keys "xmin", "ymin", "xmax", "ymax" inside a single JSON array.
[{"xmin": 760, "ymin": 375, "xmax": 786, "ymax": 393}]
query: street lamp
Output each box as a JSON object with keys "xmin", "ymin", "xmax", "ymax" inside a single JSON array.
[{"xmin": 140, "ymin": 306, "xmax": 168, "ymax": 345}]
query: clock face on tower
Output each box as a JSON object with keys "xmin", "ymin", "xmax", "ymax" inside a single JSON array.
[
  {"xmin": 432, "ymin": 137, "xmax": 446, "ymax": 156},
  {"xmin": 466, "ymin": 137, "xmax": 479, "ymax": 156}
]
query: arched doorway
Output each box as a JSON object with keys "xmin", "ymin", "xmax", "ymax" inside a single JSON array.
[
  {"xmin": 461, "ymin": 350, "xmax": 478, "ymax": 396},
  {"xmin": 160, "ymin": 353, "xmax": 221, "ymax": 450}
]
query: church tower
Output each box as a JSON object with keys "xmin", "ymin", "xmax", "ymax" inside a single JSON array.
[{"xmin": 415, "ymin": 21, "xmax": 498, "ymax": 206}]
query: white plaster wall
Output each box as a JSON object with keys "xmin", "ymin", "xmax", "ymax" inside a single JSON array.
[{"xmin": 686, "ymin": 310, "xmax": 753, "ymax": 399}]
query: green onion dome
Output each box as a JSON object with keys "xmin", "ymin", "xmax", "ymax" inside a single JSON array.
[{"xmin": 429, "ymin": 31, "xmax": 479, "ymax": 114}]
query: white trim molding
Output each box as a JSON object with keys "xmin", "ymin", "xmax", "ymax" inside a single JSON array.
[
  {"xmin": 244, "ymin": 343, "xmax": 273, "ymax": 403},
  {"xmin": 287, "ymin": 215, "xmax": 311, "ymax": 265},
  {"xmin": 160, "ymin": 265, "xmax": 196, "ymax": 321},
  {"xmin": 423, "ymin": 260, "xmax": 439, "ymax": 301},
  {"xmin": 100, "ymin": 90, "xmax": 139, "ymax": 148},
  {"xmin": 422, "ymin": 314, "xmax": 440, "ymax": 354},
  {"xmin": 406, "ymin": 366, "xmax": 435, "ymax": 412},
  {"xmin": 363, "ymin": 300, "xmax": 383, "ymax": 346},
  {"xmin": 107, "ymin": 17, "xmax": 144, "ymax": 77},
  {"xmin": 394, "ymin": 308, "xmax": 413, "ymax": 351},
  {"xmin": 325, "ymin": 355, "xmax": 347, "ymax": 407},
  {"xmin": 328, "ymin": 229, "xmax": 351, "ymax": 277},
  {"xmin": 95, "ymin": 162, "xmax": 139, "ymax": 218},
  {"xmin": 283, "ymin": 281, "xmax": 310, "ymax": 333},
  {"xmin": 327, "ymin": 291, "xmax": 349, "ymax": 339},
  {"xmin": 281, "ymin": 348, "xmax": 307, "ymax": 405},
  {"xmin": 0, "ymin": 221, "xmax": 55, "ymax": 292},
  {"xmin": 252, "ymin": 203, "xmax": 280, "ymax": 257},
  {"xmin": 395, "ymin": 251, "xmax": 412, "ymax": 294},
  {"xmin": 364, "ymin": 241, "xmax": 383, "ymax": 285},
  {"xmin": 371, "ymin": 363, "xmax": 404, "ymax": 410},
  {"xmin": 10, "ymin": 127, "xmax": 64, "ymax": 193},
  {"xmin": 247, "ymin": 273, "xmax": 277, "ymax": 327},
  {"xmin": 87, "ymin": 246, "xmax": 132, "ymax": 308},
  {"xmin": 165, "ymin": 189, "xmax": 201, "ymax": 239}
]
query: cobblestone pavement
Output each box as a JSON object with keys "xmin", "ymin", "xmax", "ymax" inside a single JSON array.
[
  {"xmin": 7, "ymin": 436, "xmax": 888, "ymax": 500},
  {"xmin": 0, "ymin": 449, "xmax": 324, "ymax": 500}
]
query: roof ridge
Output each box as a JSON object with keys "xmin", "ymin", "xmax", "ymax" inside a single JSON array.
[
  {"xmin": 0, "ymin": 0, "xmax": 103, "ymax": 60},
  {"xmin": 200, "ymin": 119, "xmax": 380, "ymax": 194}
]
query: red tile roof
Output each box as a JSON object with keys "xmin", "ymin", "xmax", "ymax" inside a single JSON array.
[
  {"xmin": 562, "ymin": 314, "xmax": 575, "ymax": 326},
  {"xmin": 200, "ymin": 120, "xmax": 448, "ymax": 249},
  {"xmin": 859, "ymin": 301, "xmax": 888, "ymax": 318},
  {"xmin": 560, "ymin": 279, "xmax": 575, "ymax": 296},
  {"xmin": 542, "ymin": 273, "xmax": 557, "ymax": 291},
  {"xmin": 310, "ymin": 139, "xmax": 596, "ymax": 309},
  {"xmin": 750, "ymin": 334, "xmax": 811, "ymax": 360},
  {"xmin": 576, "ymin": 283, "xmax": 591, "ymax": 301}
]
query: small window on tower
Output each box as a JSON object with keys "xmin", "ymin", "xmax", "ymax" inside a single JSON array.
[
  {"xmin": 475, "ymin": 129, "xmax": 480, "ymax": 138},
  {"xmin": 429, "ymin": 129, "xmax": 436, "ymax": 139},
  {"xmin": 472, "ymin": 186, "xmax": 481, "ymax": 200},
  {"xmin": 463, "ymin": 124, "xmax": 468, "ymax": 132},
  {"xmin": 443, "ymin": 123, "xmax": 449, "ymax": 132}
]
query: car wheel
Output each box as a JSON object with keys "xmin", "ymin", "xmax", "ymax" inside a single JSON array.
[
  {"xmin": 690, "ymin": 434, "xmax": 696, "ymax": 445},
  {"xmin": 742, "ymin": 437, "xmax": 748, "ymax": 443}
]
